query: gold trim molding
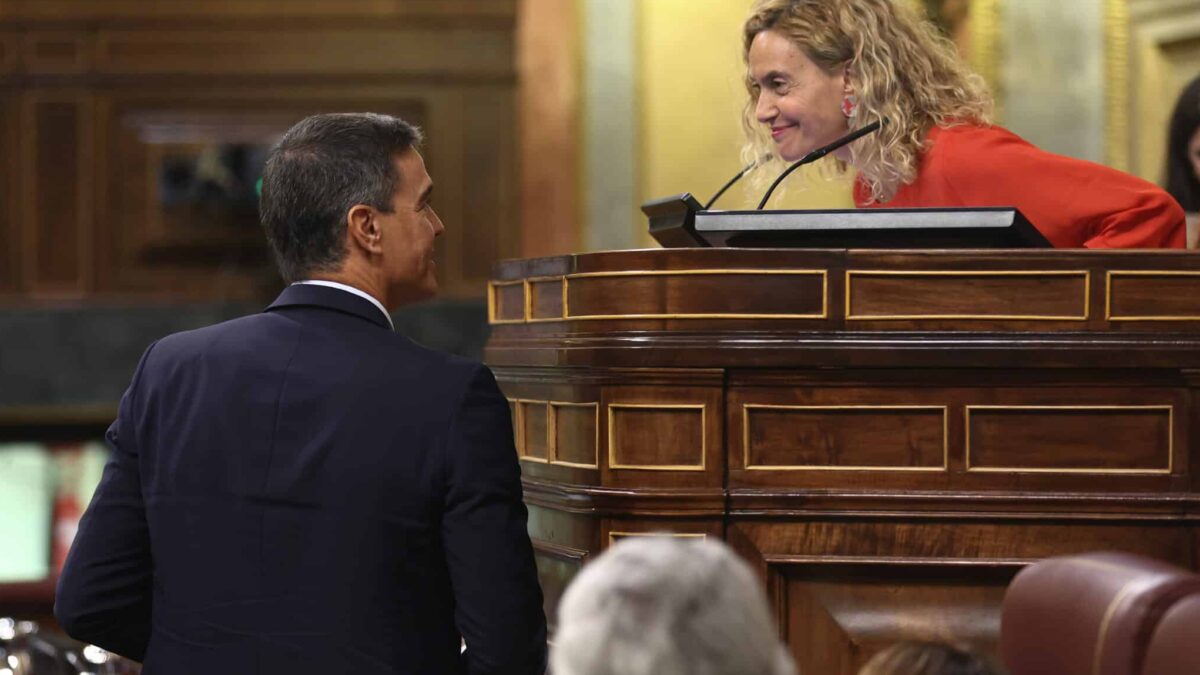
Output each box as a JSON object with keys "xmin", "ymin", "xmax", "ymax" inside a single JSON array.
[
  {"xmin": 509, "ymin": 397, "xmax": 601, "ymax": 469},
  {"xmin": 608, "ymin": 532, "xmax": 708, "ymax": 545},
  {"xmin": 964, "ymin": 404, "xmax": 1173, "ymax": 474},
  {"xmin": 1105, "ymin": 271, "xmax": 1200, "ymax": 321},
  {"xmin": 548, "ymin": 401, "xmax": 601, "ymax": 469},
  {"xmin": 514, "ymin": 398, "xmax": 550, "ymax": 464},
  {"xmin": 487, "ymin": 279, "xmax": 526, "ymax": 325},
  {"xmin": 608, "ymin": 402, "xmax": 707, "ymax": 471},
  {"xmin": 845, "ymin": 270, "xmax": 1091, "ymax": 321},
  {"xmin": 741, "ymin": 404, "xmax": 949, "ymax": 472},
  {"xmin": 488, "ymin": 269, "xmax": 829, "ymax": 324}
]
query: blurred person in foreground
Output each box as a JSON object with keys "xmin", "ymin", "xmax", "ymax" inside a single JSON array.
[
  {"xmin": 550, "ymin": 536, "xmax": 796, "ymax": 675},
  {"xmin": 54, "ymin": 112, "xmax": 547, "ymax": 675},
  {"xmin": 859, "ymin": 641, "xmax": 1006, "ymax": 675},
  {"xmin": 743, "ymin": 0, "xmax": 1184, "ymax": 248},
  {"xmin": 1165, "ymin": 74, "xmax": 1200, "ymax": 246}
]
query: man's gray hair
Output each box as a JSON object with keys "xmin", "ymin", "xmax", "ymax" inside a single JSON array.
[{"xmin": 550, "ymin": 536, "xmax": 798, "ymax": 675}]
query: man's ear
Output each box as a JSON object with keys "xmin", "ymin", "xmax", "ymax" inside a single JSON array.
[{"xmin": 346, "ymin": 204, "xmax": 384, "ymax": 255}]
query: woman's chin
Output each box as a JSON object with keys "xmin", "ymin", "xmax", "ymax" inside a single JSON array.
[
  {"xmin": 774, "ymin": 141, "xmax": 809, "ymax": 163},
  {"xmin": 778, "ymin": 149, "xmax": 805, "ymax": 163}
]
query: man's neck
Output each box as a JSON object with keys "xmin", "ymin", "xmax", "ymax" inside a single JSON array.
[{"xmin": 308, "ymin": 269, "xmax": 390, "ymax": 311}]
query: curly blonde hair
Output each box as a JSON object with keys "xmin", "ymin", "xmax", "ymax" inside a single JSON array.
[{"xmin": 741, "ymin": 0, "xmax": 993, "ymax": 203}]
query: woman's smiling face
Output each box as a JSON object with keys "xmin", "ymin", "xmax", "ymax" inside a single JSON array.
[{"xmin": 748, "ymin": 29, "xmax": 851, "ymax": 162}]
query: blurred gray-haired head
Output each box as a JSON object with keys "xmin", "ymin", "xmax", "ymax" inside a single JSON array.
[{"xmin": 550, "ymin": 536, "xmax": 797, "ymax": 675}]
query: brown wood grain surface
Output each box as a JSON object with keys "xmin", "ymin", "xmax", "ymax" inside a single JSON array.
[{"xmin": 493, "ymin": 248, "xmax": 1200, "ymax": 674}]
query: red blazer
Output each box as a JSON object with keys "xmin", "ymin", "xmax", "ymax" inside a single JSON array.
[{"xmin": 854, "ymin": 124, "xmax": 1186, "ymax": 248}]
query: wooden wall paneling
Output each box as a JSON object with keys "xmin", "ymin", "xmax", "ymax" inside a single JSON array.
[
  {"xmin": 97, "ymin": 87, "xmax": 440, "ymax": 299},
  {"xmin": 20, "ymin": 90, "xmax": 93, "ymax": 295},
  {"xmin": 0, "ymin": 89, "xmax": 16, "ymax": 292},
  {"xmin": 601, "ymin": 383, "xmax": 724, "ymax": 489},
  {"xmin": 776, "ymin": 560, "xmax": 1016, "ymax": 674},
  {"xmin": 965, "ymin": 405, "xmax": 1173, "ymax": 473},
  {"xmin": 0, "ymin": 8, "xmax": 518, "ymax": 303},
  {"xmin": 526, "ymin": 505, "xmax": 599, "ymax": 632},
  {"xmin": 845, "ymin": 270, "xmax": 1090, "ymax": 321},
  {"xmin": 0, "ymin": 32, "xmax": 16, "ymax": 73},
  {"xmin": 731, "ymin": 519, "xmax": 1195, "ymax": 675},
  {"xmin": 565, "ymin": 269, "xmax": 828, "ymax": 320},
  {"xmin": 1107, "ymin": 271, "xmax": 1200, "ymax": 322},
  {"xmin": 90, "ymin": 94, "xmax": 112, "ymax": 293},
  {"xmin": 21, "ymin": 31, "xmax": 90, "ymax": 75},
  {"xmin": 603, "ymin": 519, "xmax": 722, "ymax": 546},
  {"xmin": 0, "ymin": 1, "xmax": 518, "ymax": 23},
  {"xmin": 495, "ymin": 372, "xmax": 603, "ymax": 485},
  {"xmin": 531, "ymin": 536, "xmax": 588, "ymax": 633},
  {"xmin": 93, "ymin": 29, "xmax": 513, "ymax": 78},
  {"xmin": 551, "ymin": 401, "xmax": 600, "ymax": 469},
  {"xmin": 1184, "ymin": 370, "xmax": 1200, "ymax": 495},
  {"xmin": 101, "ymin": 95, "xmax": 282, "ymax": 297},
  {"xmin": 422, "ymin": 88, "xmax": 468, "ymax": 297},
  {"xmin": 516, "ymin": 0, "xmax": 580, "ymax": 258},
  {"xmin": 742, "ymin": 404, "xmax": 947, "ymax": 470},
  {"xmin": 728, "ymin": 382, "xmax": 960, "ymax": 492},
  {"xmin": 460, "ymin": 84, "xmax": 518, "ymax": 286},
  {"xmin": 728, "ymin": 371, "xmax": 1188, "ymax": 493}
]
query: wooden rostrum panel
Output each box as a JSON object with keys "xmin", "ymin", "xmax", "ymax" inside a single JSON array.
[{"xmin": 488, "ymin": 249, "xmax": 1200, "ymax": 674}]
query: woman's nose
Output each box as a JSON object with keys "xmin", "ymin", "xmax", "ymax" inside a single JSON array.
[{"xmin": 755, "ymin": 92, "xmax": 775, "ymax": 123}]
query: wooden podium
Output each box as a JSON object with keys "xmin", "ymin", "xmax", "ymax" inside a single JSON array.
[{"xmin": 485, "ymin": 248, "xmax": 1200, "ymax": 674}]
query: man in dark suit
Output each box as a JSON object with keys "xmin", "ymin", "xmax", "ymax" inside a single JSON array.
[{"xmin": 55, "ymin": 113, "xmax": 547, "ymax": 674}]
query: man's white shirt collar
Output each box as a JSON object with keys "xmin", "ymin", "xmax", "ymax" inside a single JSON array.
[{"xmin": 291, "ymin": 280, "xmax": 394, "ymax": 330}]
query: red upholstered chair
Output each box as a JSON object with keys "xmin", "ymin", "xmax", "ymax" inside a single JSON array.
[
  {"xmin": 1143, "ymin": 593, "xmax": 1200, "ymax": 675},
  {"xmin": 999, "ymin": 551, "xmax": 1200, "ymax": 675}
]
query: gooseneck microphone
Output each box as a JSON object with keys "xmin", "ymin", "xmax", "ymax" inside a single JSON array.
[
  {"xmin": 756, "ymin": 119, "xmax": 884, "ymax": 210},
  {"xmin": 703, "ymin": 154, "xmax": 774, "ymax": 209}
]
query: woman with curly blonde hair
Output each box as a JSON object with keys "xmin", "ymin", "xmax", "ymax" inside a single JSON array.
[{"xmin": 742, "ymin": 0, "xmax": 1184, "ymax": 248}]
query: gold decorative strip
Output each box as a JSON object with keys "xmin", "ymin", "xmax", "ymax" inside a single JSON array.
[
  {"xmin": 845, "ymin": 270, "xmax": 1091, "ymax": 321},
  {"xmin": 548, "ymin": 401, "xmax": 600, "ymax": 469},
  {"xmin": 741, "ymin": 404, "xmax": 949, "ymax": 472},
  {"xmin": 1105, "ymin": 271, "xmax": 1200, "ymax": 321},
  {"xmin": 487, "ymin": 279, "xmax": 526, "ymax": 325},
  {"xmin": 515, "ymin": 398, "xmax": 550, "ymax": 464},
  {"xmin": 526, "ymin": 275, "xmax": 568, "ymax": 324},
  {"xmin": 1104, "ymin": 0, "xmax": 1130, "ymax": 171},
  {"xmin": 964, "ymin": 405, "xmax": 1173, "ymax": 474},
  {"xmin": 608, "ymin": 532, "xmax": 708, "ymax": 545},
  {"xmin": 761, "ymin": 553, "xmax": 1032, "ymax": 567},
  {"xmin": 563, "ymin": 268, "xmax": 828, "ymax": 321},
  {"xmin": 608, "ymin": 403, "xmax": 707, "ymax": 471}
]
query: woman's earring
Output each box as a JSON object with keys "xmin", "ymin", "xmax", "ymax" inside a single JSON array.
[{"xmin": 841, "ymin": 94, "xmax": 858, "ymax": 119}]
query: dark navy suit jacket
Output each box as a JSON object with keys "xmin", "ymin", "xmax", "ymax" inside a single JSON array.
[{"xmin": 55, "ymin": 284, "xmax": 547, "ymax": 674}]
